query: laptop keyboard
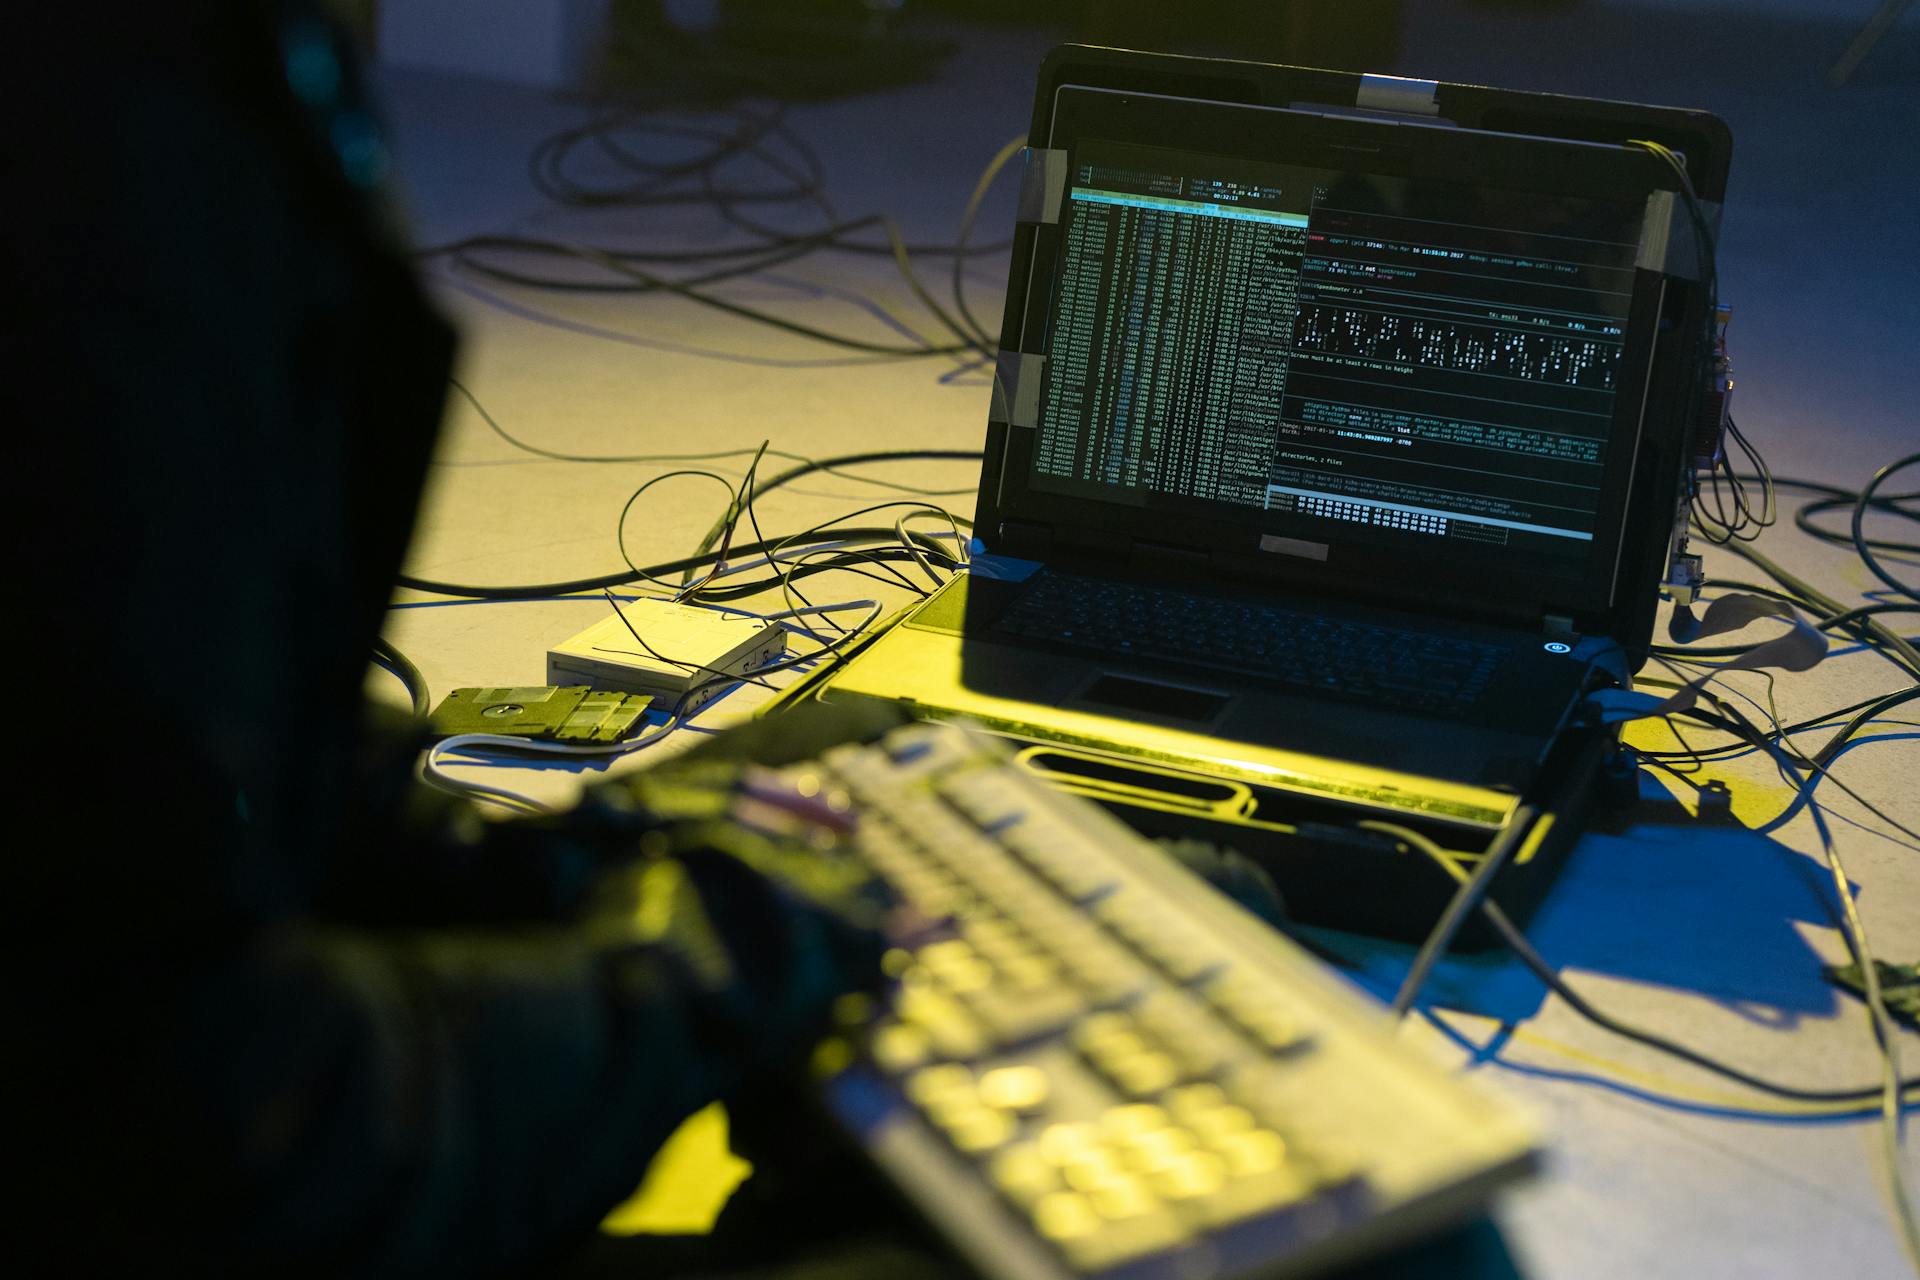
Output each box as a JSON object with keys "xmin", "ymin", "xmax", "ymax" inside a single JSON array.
[{"xmin": 992, "ymin": 572, "xmax": 1502, "ymax": 714}]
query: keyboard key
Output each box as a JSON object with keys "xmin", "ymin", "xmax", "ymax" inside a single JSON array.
[
  {"xmin": 944, "ymin": 1106, "xmax": 1016, "ymax": 1155},
  {"xmin": 990, "ymin": 1143, "xmax": 1060, "ymax": 1207},
  {"xmin": 1166, "ymin": 1082, "xmax": 1229, "ymax": 1120},
  {"xmin": 1205, "ymin": 972, "xmax": 1312, "ymax": 1053},
  {"xmin": 1188, "ymin": 1104, "xmax": 1257, "ymax": 1146},
  {"xmin": 1118, "ymin": 1126, "xmax": 1200, "ymax": 1174},
  {"xmin": 938, "ymin": 769, "xmax": 1031, "ymax": 830},
  {"xmin": 1032, "ymin": 1190, "xmax": 1101, "ymax": 1243},
  {"xmin": 905, "ymin": 1063, "xmax": 973, "ymax": 1106},
  {"xmin": 1004, "ymin": 823, "xmax": 1119, "ymax": 903},
  {"xmin": 991, "ymin": 571, "xmax": 1503, "ymax": 713},
  {"xmin": 808, "ymin": 720, "xmax": 1537, "ymax": 1280},
  {"xmin": 1096, "ymin": 896, "xmax": 1222, "ymax": 983},
  {"xmin": 1086, "ymin": 1174, "xmax": 1158, "ymax": 1220},
  {"xmin": 978, "ymin": 1065, "xmax": 1051, "ymax": 1113},
  {"xmin": 871, "ymin": 1023, "xmax": 932, "ymax": 1075},
  {"xmin": 1215, "ymin": 1129, "xmax": 1288, "ymax": 1177},
  {"xmin": 1149, "ymin": 1150, "xmax": 1229, "ymax": 1201},
  {"xmin": 1133, "ymin": 991, "xmax": 1245, "ymax": 1078},
  {"xmin": 897, "ymin": 986, "xmax": 990, "ymax": 1060},
  {"xmin": 1038, "ymin": 1122, "xmax": 1102, "ymax": 1165},
  {"xmin": 1184, "ymin": 1166, "xmax": 1318, "ymax": 1230},
  {"xmin": 1098, "ymin": 1103, "xmax": 1170, "ymax": 1141},
  {"xmin": 1106, "ymin": 1049, "xmax": 1180, "ymax": 1098},
  {"xmin": 962, "ymin": 985, "xmax": 1085, "ymax": 1046},
  {"xmin": 1072, "ymin": 1205, "xmax": 1192, "ymax": 1270},
  {"xmin": 1060, "ymin": 1147, "xmax": 1129, "ymax": 1193}
]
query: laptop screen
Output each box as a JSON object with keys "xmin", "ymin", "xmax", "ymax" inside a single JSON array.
[
  {"xmin": 1036, "ymin": 134, "xmax": 1651, "ymax": 571},
  {"xmin": 993, "ymin": 88, "xmax": 1676, "ymax": 617},
  {"xmin": 1027, "ymin": 137, "xmax": 1650, "ymax": 580}
]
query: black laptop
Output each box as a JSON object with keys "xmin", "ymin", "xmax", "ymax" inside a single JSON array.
[{"xmin": 786, "ymin": 47, "xmax": 1726, "ymax": 910}]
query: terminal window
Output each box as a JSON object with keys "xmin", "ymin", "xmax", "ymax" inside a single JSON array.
[{"xmin": 1030, "ymin": 139, "xmax": 1647, "ymax": 567}]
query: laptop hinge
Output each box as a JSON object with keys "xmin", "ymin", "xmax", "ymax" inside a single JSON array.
[
  {"xmin": 1637, "ymin": 190, "xmax": 1720, "ymax": 281},
  {"xmin": 1544, "ymin": 613, "xmax": 1580, "ymax": 641},
  {"xmin": 1016, "ymin": 147, "xmax": 1070, "ymax": 225},
  {"xmin": 1000, "ymin": 519, "xmax": 1054, "ymax": 559},
  {"xmin": 990, "ymin": 349, "xmax": 1045, "ymax": 430},
  {"xmin": 1356, "ymin": 73, "xmax": 1440, "ymax": 117},
  {"xmin": 1130, "ymin": 539, "xmax": 1211, "ymax": 575}
]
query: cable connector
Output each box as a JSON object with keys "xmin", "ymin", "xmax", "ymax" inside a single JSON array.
[
  {"xmin": 1661, "ymin": 485, "xmax": 1703, "ymax": 605},
  {"xmin": 1691, "ymin": 304, "xmax": 1733, "ymax": 471},
  {"xmin": 1662, "ymin": 550, "xmax": 1704, "ymax": 606}
]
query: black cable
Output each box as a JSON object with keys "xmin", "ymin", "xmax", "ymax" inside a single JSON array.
[
  {"xmin": 1618, "ymin": 666, "xmax": 1920, "ymax": 849},
  {"xmin": 422, "ymin": 104, "xmax": 1027, "ymax": 375},
  {"xmin": 372, "ymin": 636, "xmax": 431, "ymax": 719},
  {"xmin": 419, "ymin": 227, "xmax": 862, "ymax": 269},
  {"xmin": 1669, "ymin": 703, "xmax": 1920, "ymax": 845},
  {"xmin": 757, "ymin": 498, "xmax": 971, "ymax": 583},
  {"xmin": 1714, "ymin": 537, "xmax": 1920, "ymax": 680},
  {"xmin": 1809, "ymin": 685, "xmax": 1920, "ymax": 771},
  {"xmin": 445, "ymin": 379, "xmax": 978, "ymax": 500},
  {"xmin": 1635, "ymin": 684, "xmax": 1920, "ymax": 765},
  {"xmin": 744, "ymin": 450, "xmax": 983, "ymax": 509},
  {"xmin": 430, "ymin": 103, "xmax": 991, "ymax": 358},
  {"xmin": 529, "ymin": 108, "xmax": 812, "ymax": 210},
  {"xmin": 593, "ymin": 109, "xmax": 795, "ymax": 192},
  {"xmin": 442, "ymin": 106, "xmax": 1010, "ymax": 284},
  {"xmin": 1388, "ymin": 800, "xmax": 1540, "ymax": 1019},
  {"xmin": 1692, "ymin": 418, "xmax": 1778, "ymax": 547},
  {"xmin": 1649, "ymin": 602, "xmax": 1920, "ymax": 658},
  {"xmin": 1855, "ymin": 454, "xmax": 1920, "ymax": 605},
  {"xmin": 1630, "ymin": 139, "xmax": 1718, "ymax": 355},
  {"xmin": 951, "ymin": 136, "xmax": 1027, "ymax": 353},
  {"xmin": 1372, "ymin": 821, "xmax": 1920, "ymax": 1105},
  {"xmin": 691, "ymin": 116, "xmax": 994, "ymax": 361},
  {"xmin": 524, "ymin": 239, "xmax": 975, "ymax": 357},
  {"xmin": 734, "ymin": 445, "xmax": 823, "ymax": 618},
  {"xmin": 396, "ymin": 525, "xmax": 947, "ymax": 600},
  {"xmin": 689, "ymin": 547, "xmax": 935, "ymax": 601},
  {"xmin": 1795, "ymin": 493, "xmax": 1920, "ymax": 554},
  {"xmin": 692, "ymin": 113, "xmax": 1009, "ymax": 264},
  {"xmin": 596, "ymin": 589, "xmax": 778, "ymax": 691},
  {"xmin": 442, "ymin": 231, "xmax": 827, "ymax": 295},
  {"xmin": 682, "ymin": 449, "xmax": 980, "ymax": 572},
  {"xmin": 1730, "ymin": 468, "xmax": 1920, "ymax": 600},
  {"xmin": 614, "ymin": 467, "xmax": 744, "ymax": 596}
]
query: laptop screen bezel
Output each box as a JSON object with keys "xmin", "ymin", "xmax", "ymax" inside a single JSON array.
[{"xmin": 982, "ymin": 84, "xmax": 1680, "ymax": 623}]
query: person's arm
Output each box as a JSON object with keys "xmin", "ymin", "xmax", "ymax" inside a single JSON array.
[
  {"xmin": 311, "ymin": 702, "xmax": 614, "ymax": 928},
  {"xmin": 26, "ymin": 716, "xmax": 893, "ymax": 1277},
  {"xmin": 7, "ymin": 9, "xmax": 888, "ymax": 1274}
]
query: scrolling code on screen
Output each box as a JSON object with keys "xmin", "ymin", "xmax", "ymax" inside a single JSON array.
[{"xmin": 1030, "ymin": 140, "xmax": 1645, "ymax": 571}]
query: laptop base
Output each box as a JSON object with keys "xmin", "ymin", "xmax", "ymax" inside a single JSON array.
[{"xmin": 765, "ymin": 613, "xmax": 1619, "ymax": 951}]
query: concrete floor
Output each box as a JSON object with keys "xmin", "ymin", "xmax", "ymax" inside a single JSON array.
[{"xmin": 377, "ymin": 3, "xmax": 1919, "ymax": 1276}]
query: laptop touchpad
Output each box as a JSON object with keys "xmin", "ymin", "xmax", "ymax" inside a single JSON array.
[{"xmin": 1074, "ymin": 673, "xmax": 1231, "ymax": 725}]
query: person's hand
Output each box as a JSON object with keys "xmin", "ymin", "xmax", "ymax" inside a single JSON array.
[{"xmin": 585, "ymin": 755, "xmax": 893, "ymax": 1075}]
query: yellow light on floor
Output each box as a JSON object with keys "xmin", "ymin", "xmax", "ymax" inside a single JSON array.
[{"xmin": 600, "ymin": 1103, "xmax": 753, "ymax": 1237}]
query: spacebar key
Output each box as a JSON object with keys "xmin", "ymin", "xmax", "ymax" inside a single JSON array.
[{"xmin": 960, "ymin": 987, "xmax": 1087, "ymax": 1046}]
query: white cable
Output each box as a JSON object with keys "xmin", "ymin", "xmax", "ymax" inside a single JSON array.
[
  {"xmin": 423, "ymin": 711, "xmax": 684, "ymax": 813},
  {"xmin": 1748, "ymin": 739, "xmax": 1920, "ymax": 1274},
  {"xmin": 749, "ymin": 598, "xmax": 880, "ymax": 625},
  {"xmin": 744, "ymin": 598, "xmax": 884, "ymax": 652},
  {"xmin": 894, "ymin": 510, "xmax": 957, "ymax": 587},
  {"xmin": 694, "ymin": 537, "xmax": 867, "ymax": 582},
  {"xmin": 421, "ymin": 598, "xmax": 881, "ymax": 813},
  {"xmin": 662, "ymin": 531, "xmax": 960, "ymax": 623}
]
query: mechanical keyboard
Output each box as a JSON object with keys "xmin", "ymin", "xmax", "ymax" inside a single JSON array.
[
  {"xmin": 992, "ymin": 571, "xmax": 1502, "ymax": 714},
  {"xmin": 795, "ymin": 720, "xmax": 1538, "ymax": 1280}
]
